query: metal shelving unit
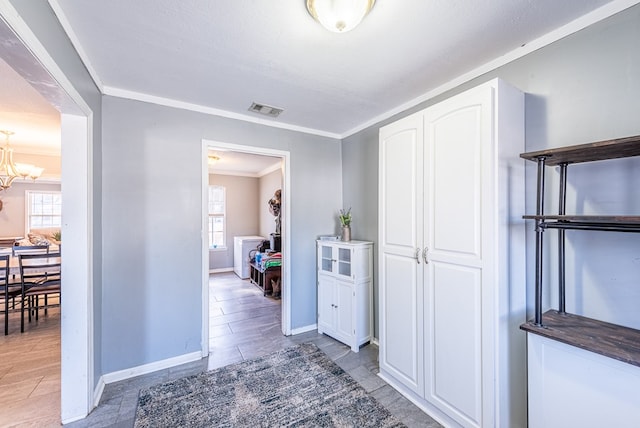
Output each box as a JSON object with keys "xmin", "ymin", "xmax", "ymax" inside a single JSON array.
[{"xmin": 520, "ymin": 135, "xmax": 640, "ymax": 367}]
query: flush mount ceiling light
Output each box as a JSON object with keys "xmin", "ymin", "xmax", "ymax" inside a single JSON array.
[
  {"xmin": 306, "ymin": 0, "xmax": 376, "ymax": 33},
  {"xmin": 0, "ymin": 130, "xmax": 44, "ymax": 191},
  {"xmin": 208, "ymin": 155, "xmax": 221, "ymax": 165}
]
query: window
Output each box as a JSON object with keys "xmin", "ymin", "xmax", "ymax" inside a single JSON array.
[
  {"xmin": 208, "ymin": 185, "xmax": 225, "ymax": 248},
  {"xmin": 26, "ymin": 191, "xmax": 62, "ymax": 232}
]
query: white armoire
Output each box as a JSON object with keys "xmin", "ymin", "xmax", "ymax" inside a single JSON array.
[{"xmin": 378, "ymin": 78, "xmax": 526, "ymax": 428}]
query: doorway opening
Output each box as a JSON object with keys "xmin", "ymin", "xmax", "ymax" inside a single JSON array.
[
  {"xmin": 0, "ymin": 8, "xmax": 94, "ymax": 424},
  {"xmin": 201, "ymin": 141, "xmax": 291, "ymax": 357}
]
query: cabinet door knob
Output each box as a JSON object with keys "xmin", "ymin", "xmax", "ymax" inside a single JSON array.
[
  {"xmin": 423, "ymin": 247, "xmax": 429, "ymax": 264},
  {"xmin": 415, "ymin": 248, "xmax": 421, "ymax": 264}
]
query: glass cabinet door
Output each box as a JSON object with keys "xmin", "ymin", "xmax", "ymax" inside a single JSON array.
[
  {"xmin": 337, "ymin": 247, "xmax": 352, "ymax": 277},
  {"xmin": 321, "ymin": 245, "xmax": 334, "ymax": 273}
]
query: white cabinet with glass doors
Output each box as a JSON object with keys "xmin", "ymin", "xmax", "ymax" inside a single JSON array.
[{"xmin": 316, "ymin": 240, "xmax": 372, "ymax": 352}]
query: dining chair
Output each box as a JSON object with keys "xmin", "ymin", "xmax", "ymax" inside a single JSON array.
[
  {"xmin": 18, "ymin": 252, "xmax": 61, "ymax": 333},
  {"xmin": 0, "ymin": 254, "xmax": 21, "ymax": 335},
  {"xmin": 12, "ymin": 244, "xmax": 50, "ymax": 257},
  {"xmin": 9, "ymin": 245, "xmax": 50, "ymax": 284}
]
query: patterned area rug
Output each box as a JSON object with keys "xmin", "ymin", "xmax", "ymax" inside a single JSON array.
[{"xmin": 135, "ymin": 343, "xmax": 405, "ymax": 427}]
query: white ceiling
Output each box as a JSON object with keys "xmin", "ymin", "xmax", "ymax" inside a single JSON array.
[
  {"xmin": 208, "ymin": 150, "xmax": 281, "ymax": 177},
  {"xmin": 49, "ymin": 0, "xmax": 630, "ymax": 138},
  {"xmin": 0, "ymin": 0, "xmax": 636, "ymax": 167},
  {"xmin": 0, "ymin": 56, "xmax": 61, "ymax": 155}
]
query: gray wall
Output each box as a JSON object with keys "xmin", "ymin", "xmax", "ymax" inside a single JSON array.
[
  {"xmin": 102, "ymin": 95, "xmax": 341, "ymax": 373},
  {"xmin": 15, "ymin": 0, "xmax": 640, "ymax": 384},
  {"xmin": 8, "ymin": 0, "xmax": 104, "ymax": 386},
  {"xmin": 208, "ymin": 173, "xmax": 260, "ymax": 270},
  {"xmin": 259, "ymin": 169, "xmax": 283, "ymax": 239},
  {"xmin": 0, "ymin": 180, "xmax": 62, "ymax": 236},
  {"xmin": 343, "ymin": 4, "xmax": 640, "ymax": 337}
]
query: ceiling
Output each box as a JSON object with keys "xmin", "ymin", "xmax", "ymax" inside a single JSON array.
[
  {"xmin": 0, "ymin": 0, "xmax": 634, "ymax": 164},
  {"xmin": 0, "ymin": 56, "xmax": 61, "ymax": 155},
  {"xmin": 208, "ymin": 150, "xmax": 281, "ymax": 177},
  {"xmin": 49, "ymin": 0, "xmax": 629, "ymax": 138}
]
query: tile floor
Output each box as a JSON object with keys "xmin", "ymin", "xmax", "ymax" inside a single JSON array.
[{"xmin": 7, "ymin": 272, "xmax": 442, "ymax": 427}]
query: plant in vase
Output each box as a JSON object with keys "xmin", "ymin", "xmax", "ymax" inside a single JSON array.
[{"xmin": 339, "ymin": 208, "xmax": 352, "ymax": 241}]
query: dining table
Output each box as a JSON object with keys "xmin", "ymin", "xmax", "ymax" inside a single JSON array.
[{"xmin": 0, "ymin": 248, "xmax": 20, "ymax": 277}]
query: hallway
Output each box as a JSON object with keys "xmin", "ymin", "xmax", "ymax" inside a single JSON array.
[
  {"xmin": 208, "ymin": 271, "xmax": 284, "ymax": 366},
  {"xmin": 60, "ymin": 273, "xmax": 437, "ymax": 427}
]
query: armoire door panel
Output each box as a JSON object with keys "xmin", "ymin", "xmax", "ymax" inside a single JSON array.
[
  {"xmin": 379, "ymin": 115, "xmax": 423, "ymax": 254},
  {"xmin": 428, "ymin": 262, "xmax": 482, "ymax": 426},
  {"xmin": 380, "ymin": 252, "xmax": 423, "ymax": 394},
  {"xmin": 427, "ymin": 104, "xmax": 483, "ymax": 259}
]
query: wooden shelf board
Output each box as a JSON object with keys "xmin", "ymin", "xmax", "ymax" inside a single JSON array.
[
  {"xmin": 521, "ymin": 310, "xmax": 640, "ymax": 368},
  {"xmin": 523, "ymin": 215, "xmax": 640, "ymax": 223},
  {"xmin": 520, "ymin": 136, "xmax": 640, "ymax": 166}
]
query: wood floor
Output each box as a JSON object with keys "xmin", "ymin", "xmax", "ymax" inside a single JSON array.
[
  {"xmin": 3, "ymin": 272, "xmax": 440, "ymax": 427},
  {"xmin": 0, "ymin": 305, "xmax": 62, "ymax": 427}
]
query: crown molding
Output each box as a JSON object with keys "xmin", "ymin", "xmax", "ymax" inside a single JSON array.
[
  {"xmin": 11, "ymin": 146, "xmax": 61, "ymax": 157},
  {"xmin": 47, "ymin": 0, "xmax": 104, "ymax": 92},
  {"xmin": 103, "ymin": 86, "xmax": 342, "ymax": 140},
  {"xmin": 258, "ymin": 162, "xmax": 282, "ymax": 177}
]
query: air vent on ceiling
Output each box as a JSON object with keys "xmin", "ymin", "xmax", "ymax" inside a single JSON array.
[{"xmin": 248, "ymin": 102, "xmax": 284, "ymax": 118}]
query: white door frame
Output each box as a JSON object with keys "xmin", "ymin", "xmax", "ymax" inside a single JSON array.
[
  {"xmin": 201, "ymin": 140, "xmax": 291, "ymax": 354},
  {"xmin": 0, "ymin": 3, "xmax": 94, "ymax": 423}
]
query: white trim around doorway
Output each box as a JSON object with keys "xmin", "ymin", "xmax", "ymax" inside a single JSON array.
[
  {"xmin": 0, "ymin": 2, "xmax": 95, "ymax": 423},
  {"xmin": 201, "ymin": 140, "xmax": 292, "ymax": 355}
]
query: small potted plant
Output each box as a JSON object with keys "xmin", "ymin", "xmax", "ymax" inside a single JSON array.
[{"xmin": 339, "ymin": 208, "xmax": 352, "ymax": 241}]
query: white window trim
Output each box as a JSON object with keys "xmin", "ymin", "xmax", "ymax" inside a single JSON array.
[
  {"xmin": 24, "ymin": 189, "xmax": 62, "ymax": 235},
  {"xmin": 208, "ymin": 185, "xmax": 226, "ymax": 249}
]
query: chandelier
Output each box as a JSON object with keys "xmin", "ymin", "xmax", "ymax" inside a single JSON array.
[
  {"xmin": 306, "ymin": 0, "xmax": 376, "ymax": 33},
  {"xmin": 0, "ymin": 130, "xmax": 44, "ymax": 191}
]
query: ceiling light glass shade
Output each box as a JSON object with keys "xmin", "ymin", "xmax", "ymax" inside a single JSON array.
[
  {"xmin": 0, "ymin": 130, "xmax": 44, "ymax": 190},
  {"xmin": 208, "ymin": 155, "xmax": 221, "ymax": 165},
  {"xmin": 306, "ymin": 0, "xmax": 375, "ymax": 33},
  {"xmin": 26, "ymin": 165, "xmax": 44, "ymax": 180},
  {"xmin": 14, "ymin": 162, "xmax": 34, "ymax": 177}
]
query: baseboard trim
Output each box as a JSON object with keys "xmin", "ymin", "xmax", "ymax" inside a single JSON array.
[
  {"xmin": 371, "ymin": 337, "xmax": 379, "ymax": 346},
  {"xmin": 377, "ymin": 370, "xmax": 452, "ymax": 428},
  {"xmin": 209, "ymin": 267, "xmax": 233, "ymax": 274},
  {"xmin": 61, "ymin": 413, "xmax": 90, "ymax": 425},
  {"xmin": 102, "ymin": 351, "xmax": 203, "ymax": 384},
  {"xmin": 61, "ymin": 375, "xmax": 105, "ymax": 424},
  {"xmin": 92, "ymin": 376, "xmax": 106, "ymax": 409},
  {"xmin": 291, "ymin": 323, "xmax": 317, "ymax": 335}
]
